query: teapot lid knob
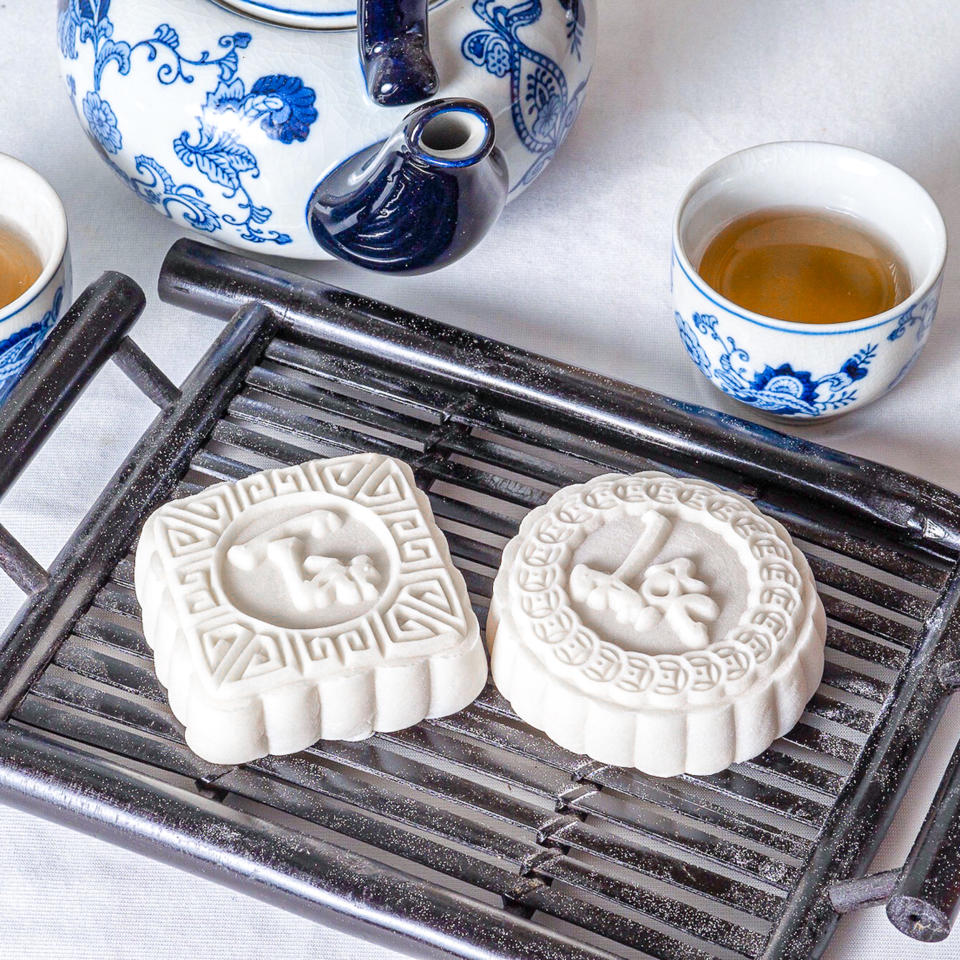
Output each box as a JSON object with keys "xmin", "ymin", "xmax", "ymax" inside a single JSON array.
[{"xmin": 359, "ymin": 0, "xmax": 439, "ymax": 107}]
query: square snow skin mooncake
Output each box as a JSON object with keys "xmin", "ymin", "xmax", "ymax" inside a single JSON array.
[{"xmin": 135, "ymin": 454, "xmax": 486, "ymax": 764}]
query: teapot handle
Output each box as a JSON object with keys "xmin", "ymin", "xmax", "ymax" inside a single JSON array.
[{"xmin": 358, "ymin": 0, "xmax": 439, "ymax": 107}]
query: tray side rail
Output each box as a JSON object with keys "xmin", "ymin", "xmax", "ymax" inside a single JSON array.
[
  {"xmin": 0, "ymin": 298, "xmax": 277, "ymax": 716},
  {"xmin": 766, "ymin": 561, "xmax": 960, "ymax": 955},
  {"xmin": 0, "ymin": 288, "xmax": 633, "ymax": 960},
  {"xmin": 0, "ymin": 722, "xmax": 617, "ymax": 960},
  {"xmin": 160, "ymin": 239, "xmax": 960, "ymax": 562},
  {"xmin": 0, "ymin": 273, "xmax": 146, "ymax": 594}
]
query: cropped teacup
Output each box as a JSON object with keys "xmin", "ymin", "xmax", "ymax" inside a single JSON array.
[
  {"xmin": 672, "ymin": 142, "xmax": 947, "ymax": 420},
  {"xmin": 0, "ymin": 155, "xmax": 71, "ymax": 405}
]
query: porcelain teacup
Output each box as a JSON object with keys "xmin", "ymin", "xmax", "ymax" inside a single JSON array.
[
  {"xmin": 672, "ymin": 142, "xmax": 947, "ymax": 421},
  {"xmin": 0, "ymin": 155, "xmax": 71, "ymax": 405}
]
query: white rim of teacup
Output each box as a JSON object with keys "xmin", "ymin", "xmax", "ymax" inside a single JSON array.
[
  {"xmin": 0, "ymin": 154, "xmax": 68, "ymax": 324},
  {"xmin": 672, "ymin": 141, "xmax": 947, "ymax": 336}
]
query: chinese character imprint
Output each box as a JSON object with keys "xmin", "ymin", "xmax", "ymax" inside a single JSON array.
[
  {"xmin": 569, "ymin": 510, "xmax": 719, "ymax": 649},
  {"xmin": 227, "ymin": 509, "xmax": 382, "ymax": 612}
]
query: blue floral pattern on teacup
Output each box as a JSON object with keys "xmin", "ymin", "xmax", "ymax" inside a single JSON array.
[
  {"xmin": 0, "ymin": 288, "xmax": 65, "ymax": 405},
  {"xmin": 675, "ymin": 311, "xmax": 880, "ymax": 417},
  {"xmin": 674, "ymin": 248, "xmax": 943, "ymax": 418},
  {"xmin": 886, "ymin": 279, "xmax": 941, "ymax": 343}
]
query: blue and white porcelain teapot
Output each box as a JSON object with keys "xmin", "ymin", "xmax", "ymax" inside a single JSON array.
[{"xmin": 57, "ymin": 0, "xmax": 596, "ymax": 272}]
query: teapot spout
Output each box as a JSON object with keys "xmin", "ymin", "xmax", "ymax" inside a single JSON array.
[{"xmin": 307, "ymin": 100, "xmax": 508, "ymax": 274}]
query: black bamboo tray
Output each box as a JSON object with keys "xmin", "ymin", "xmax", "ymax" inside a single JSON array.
[{"xmin": 0, "ymin": 239, "xmax": 959, "ymax": 960}]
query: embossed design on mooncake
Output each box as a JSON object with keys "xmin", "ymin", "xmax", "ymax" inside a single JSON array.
[
  {"xmin": 508, "ymin": 473, "xmax": 805, "ymax": 696},
  {"xmin": 135, "ymin": 454, "xmax": 486, "ymax": 764},
  {"xmin": 569, "ymin": 509, "xmax": 719, "ymax": 650},
  {"xmin": 488, "ymin": 471, "xmax": 826, "ymax": 777},
  {"xmin": 224, "ymin": 508, "xmax": 383, "ymax": 614}
]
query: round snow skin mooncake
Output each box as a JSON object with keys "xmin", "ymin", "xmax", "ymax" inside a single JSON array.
[{"xmin": 488, "ymin": 472, "xmax": 826, "ymax": 777}]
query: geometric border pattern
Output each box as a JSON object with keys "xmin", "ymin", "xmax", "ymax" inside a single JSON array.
[
  {"xmin": 504, "ymin": 472, "xmax": 819, "ymax": 709},
  {"xmin": 138, "ymin": 453, "xmax": 475, "ymax": 701}
]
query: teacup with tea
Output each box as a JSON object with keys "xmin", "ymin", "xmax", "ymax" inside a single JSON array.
[
  {"xmin": 0, "ymin": 154, "xmax": 71, "ymax": 404},
  {"xmin": 672, "ymin": 142, "xmax": 946, "ymax": 420}
]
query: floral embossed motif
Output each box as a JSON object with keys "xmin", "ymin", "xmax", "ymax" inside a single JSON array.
[
  {"xmin": 226, "ymin": 509, "xmax": 382, "ymax": 613},
  {"xmin": 509, "ymin": 474, "xmax": 810, "ymax": 698},
  {"xmin": 570, "ymin": 510, "xmax": 720, "ymax": 649}
]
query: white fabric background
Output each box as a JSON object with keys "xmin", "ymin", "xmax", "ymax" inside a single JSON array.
[{"xmin": 1, "ymin": 1, "xmax": 960, "ymax": 957}]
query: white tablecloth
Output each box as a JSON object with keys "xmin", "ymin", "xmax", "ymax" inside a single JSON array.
[{"xmin": 2, "ymin": 2, "xmax": 960, "ymax": 957}]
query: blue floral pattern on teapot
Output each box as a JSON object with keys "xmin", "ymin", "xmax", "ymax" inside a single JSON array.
[
  {"xmin": 462, "ymin": 0, "xmax": 589, "ymax": 189},
  {"xmin": 57, "ymin": 0, "xmax": 596, "ymax": 266},
  {"xmin": 59, "ymin": 2, "xmax": 319, "ymax": 245}
]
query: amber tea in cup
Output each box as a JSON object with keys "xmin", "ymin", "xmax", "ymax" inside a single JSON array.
[
  {"xmin": 698, "ymin": 207, "xmax": 911, "ymax": 325},
  {"xmin": 0, "ymin": 220, "xmax": 43, "ymax": 311}
]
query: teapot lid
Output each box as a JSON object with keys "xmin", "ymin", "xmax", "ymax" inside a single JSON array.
[{"xmin": 219, "ymin": 0, "xmax": 445, "ymax": 30}]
